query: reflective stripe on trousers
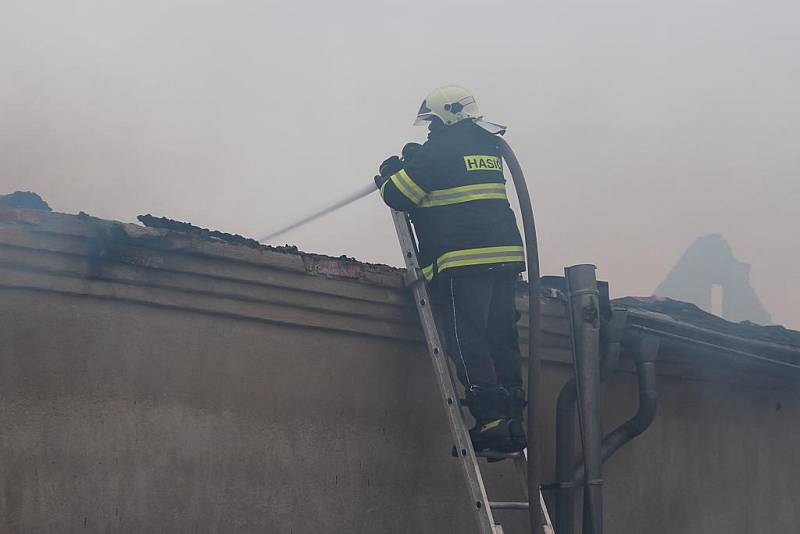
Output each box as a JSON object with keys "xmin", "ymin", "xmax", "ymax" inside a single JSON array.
[{"xmin": 422, "ymin": 245, "xmax": 525, "ymax": 281}]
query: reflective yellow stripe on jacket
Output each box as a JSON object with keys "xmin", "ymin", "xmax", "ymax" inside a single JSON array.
[
  {"xmin": 382, "ymin": 169, "xmax": 509, "ymax": 209},
  {"xmin": 422, "ymin": 245, "xmax": 525, "ymax": 281},
  {"xmin": 418, "ymin": 183, "xmax": 507, "ymax": 208},
  {"xmin": 383, "ymin": 169, "xmax": 427, "ymax": 205}
]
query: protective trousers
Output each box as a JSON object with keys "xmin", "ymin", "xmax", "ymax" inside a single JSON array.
[{"xmin": 432, "ymin": 270, "xmax": 523, "ymax": 389}]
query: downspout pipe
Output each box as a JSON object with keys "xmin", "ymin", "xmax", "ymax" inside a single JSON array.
[
  {"xmin": 573, "ymin": 333, "xmax": 660, "ymax": 483},
  {"xmin": 555, "ymin": 377, "xmax": 579, "ymax": 534},
  {"xmin": 565, "ymin": 265, "xmax": 604, "ymax": 534},
  {"xmin": 498, "ymin": 138, "xmax": 545, "ymax": 534},
  {"xmin": 555, "ymin": 336, "xmax": 622, "ymax": 534}
]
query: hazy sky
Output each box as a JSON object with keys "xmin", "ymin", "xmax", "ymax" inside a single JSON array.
[{"xmin": 1, "ymin": 1, "xmax": 798, "ymax": 328}]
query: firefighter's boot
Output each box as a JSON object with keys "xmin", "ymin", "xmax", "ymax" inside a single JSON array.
[
  {"xmin": 506, "ymin": 386, "xmax": 528, "ymax": 452},
  {"xmin": 465, "ymin": 385, "xmax": 512, "ymax": 452}
]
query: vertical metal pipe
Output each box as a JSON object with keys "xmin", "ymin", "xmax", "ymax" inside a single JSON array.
[
  {"xmin": 565, "ymin": 264, "xmax": 604, "ymax": 534},
  {"xmin": 555, "ymin": 337, "xmax": 621, "ymax": 534},
  {"xmin": 555, "ymin": 377, "xmax": 578, "ymax": 534},
  {"xmin": 498, "ymin": 138, "xmax": 545, "ymax": 534}
]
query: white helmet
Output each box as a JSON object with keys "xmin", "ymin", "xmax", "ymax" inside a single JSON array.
[{"xmin": 414, "ymin": 85, "xmax": 482, "ymax": 126}]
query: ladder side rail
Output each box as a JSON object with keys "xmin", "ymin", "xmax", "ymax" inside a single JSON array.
[
  {"xmin": 485, "ymin": 451, "xmax": 554, "ymax": 534},
  {"xmin": 514, "ymin": 455, "xmax": 555, "ymax": 533},
  {"xmin": 390, "ymin": 209, "xmax": 497, "ymax": 534}
]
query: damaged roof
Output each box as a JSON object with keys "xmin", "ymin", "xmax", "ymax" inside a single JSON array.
[
  {"xmin": 0, "ymin": 203, "xmax": 404, "ymax": 288},
  {"xmin": 136, "ymin": 213, "xmax": 404, "ymax": 279}
]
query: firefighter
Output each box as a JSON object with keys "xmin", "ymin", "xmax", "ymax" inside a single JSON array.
[{"xmin": 375, "ymin": 85, "xmax": 527, "ymax": 453}]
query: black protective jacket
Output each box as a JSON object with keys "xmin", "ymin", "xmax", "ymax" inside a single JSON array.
[{"xmin": 380, "ymin": 120, "xmax": 524, "ymax": 281}]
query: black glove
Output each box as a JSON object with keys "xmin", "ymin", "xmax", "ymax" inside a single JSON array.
[
  {"xmin": 378, "ymin": 155, "xmax": 402, "ymax": 178},
  {"xmin": 401, "ymin": 142, "xmax": 422, "ymax": 162},
  {"xmin": 374, "ymin": 174, "xmax": 388, "ymax": 190}
]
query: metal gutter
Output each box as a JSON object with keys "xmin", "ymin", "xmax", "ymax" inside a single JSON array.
[
  {"xmin": 629, "ymin": 324, "xmax": 800, "ymax": 371},
  {"xmin": 623, "ymin": 307, "xmax": 800, "ymax": 365}
]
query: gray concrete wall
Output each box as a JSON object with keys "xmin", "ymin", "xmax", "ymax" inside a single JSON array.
[
  {"xmin": 2, "ymin": 290, "xmax": 475, "ymax": 533},
  {"xmin": 1, "ymin": 209, "xmax": 798, "ymax": 533}
]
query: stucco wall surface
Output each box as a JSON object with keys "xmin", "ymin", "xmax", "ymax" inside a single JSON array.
[{"xmin": 1, "ymin": 209, "xmax": 799, "ymax": 534}]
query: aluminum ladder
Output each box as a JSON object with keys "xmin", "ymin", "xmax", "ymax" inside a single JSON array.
[{"xmin": 390, "ymin": 209, "xmax": 555, "ymax": 534}]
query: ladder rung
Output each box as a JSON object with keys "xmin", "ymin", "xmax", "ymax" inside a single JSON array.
[
  {"xmin": 490, "ymin": 501, "xmax": 529, "ymax": 510},
  {"xmin": 476, "ymin": 450, "xmax": 524, "ymax": 460}
]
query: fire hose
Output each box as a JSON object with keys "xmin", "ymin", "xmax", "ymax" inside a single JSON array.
[{"xmin": 499, "ymin": 138, "xmax": 545, "ymax": 534}]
